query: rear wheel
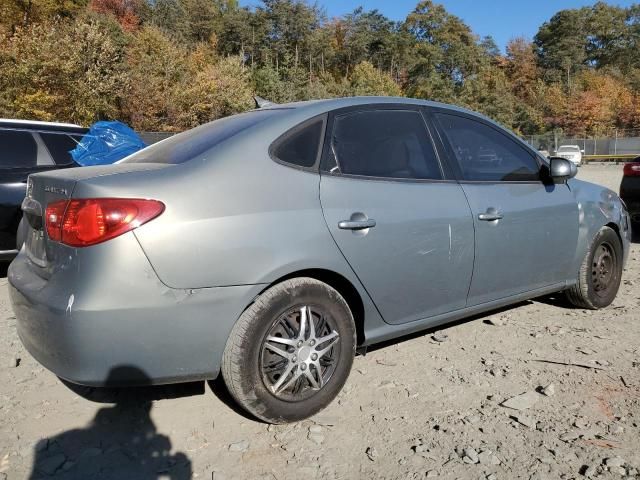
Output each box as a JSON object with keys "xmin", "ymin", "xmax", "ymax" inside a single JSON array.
[
  {"xmin": 221, "ymin": 278, "xmax": 356, "ymax": 423},
  {"xmin": 566, "ymin": 226, "xmax": 623, "ymax": 309}
]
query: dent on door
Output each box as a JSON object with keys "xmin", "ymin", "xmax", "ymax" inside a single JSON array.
[{"xmin": 320, "ymin": 175, "xmax": 475, "ymax": 325}]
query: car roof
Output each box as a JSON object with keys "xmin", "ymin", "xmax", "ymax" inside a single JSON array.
[
  {"xmin": 254, "ymin": 96, "xmax": 540, "ymax": 157},
  {"xmin": 265, "ymin": 96, "xmax": 478, "ymax": 116},
  {"xmin": 260, "ymin": 96, "xmax": 509, "ymax": 134},
  {"xmin": 0, "ymin": 119, "xmax": 87, "ymax": 133}
]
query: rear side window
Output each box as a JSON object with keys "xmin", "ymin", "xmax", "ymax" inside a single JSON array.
[
  {"xmin": 122, "ymin": 109, "xmax": 286, "ymax": 164},
  {"xmin": 328, "ymin": 110, "xmax": 442, "ymax": 180},
  {"xmin": 271, "ymin": 118, "xmax": 324, "ymax": 168},
  {"xmin": 40, "ymin": 133, "xmax": 79, "ymax": 165},
  {"xmin": 435, "ymin": 113, "xmax": 539, "ymax": 182},
  {"xmin": 0, "ymin": 130, "xmax": 37, "ymax": 168}
]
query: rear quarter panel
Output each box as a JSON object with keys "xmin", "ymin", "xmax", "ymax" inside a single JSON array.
[{"xmin": 75, "ymin": 114, "xmax": 367, "ymax": 292}]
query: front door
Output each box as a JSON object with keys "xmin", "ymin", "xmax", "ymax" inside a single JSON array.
[
  {"xmin": 319, "ymin": 107, "xmax": 475, "ymax": 325},
  {"xmin": 432, "ymin": 111, "xmax": 579, "ymax": 306}
]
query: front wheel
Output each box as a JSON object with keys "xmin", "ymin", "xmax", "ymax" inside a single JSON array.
[
  {"xmin": 565, "ymin": 226, "xmax": 623, "ymax": 309},
  {"xmin": 221, "ymin": 278, "xmax": 356, "ymax": 423}
]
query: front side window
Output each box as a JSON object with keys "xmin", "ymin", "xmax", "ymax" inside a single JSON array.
[
  {"xmin": 328, "ymin": 110, "xmax": 442, "ymax": 180},
  {"xmin": 435, "ymin": 113, "xmax": 540, "ymax": 182},
  {"xmin": 0, "ymin": 130, "xmax": 37, "ymax": 168},
  {"xmin": 272, "ymin": 118, "xmax": 324, "ymax": 168}
]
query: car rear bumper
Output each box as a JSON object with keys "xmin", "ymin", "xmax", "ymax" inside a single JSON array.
[
  {"xmin": 620, "ymin": 178, "xmax": 640, "ymax": 221},
  {"xmin": 8, "ymin": 236, "xmax": 265, "ymax": 387}
]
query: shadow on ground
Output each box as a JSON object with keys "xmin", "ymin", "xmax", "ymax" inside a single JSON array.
[
  {"xmin": 0, "ymin": 262, "xmax": 7, "ymax": 278},
  {"xmin": 366, "ymin": 300, "xmax": 534, "ymax": 354},
  {"xmin": 29, "ymin": 367, "xmax": 193, "ymax": 480}
]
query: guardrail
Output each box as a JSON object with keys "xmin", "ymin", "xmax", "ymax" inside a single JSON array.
[{"xmin": 582, "ymin": 154, "xmax": 639, "ymax": 164}]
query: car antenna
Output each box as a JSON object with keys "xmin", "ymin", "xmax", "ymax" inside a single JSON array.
[{"xmin": 254, "ymin": 96, "xmax": 276, "ymax": 109}]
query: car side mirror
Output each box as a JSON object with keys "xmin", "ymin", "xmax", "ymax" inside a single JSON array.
[{"xmin": 548, "ymin": 157, "xmax": 578, "ymax": 183}]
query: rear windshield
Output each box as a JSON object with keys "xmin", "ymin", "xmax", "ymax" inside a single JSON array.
[
  {"xmin": 558, "ymin": 146, "xmax": 580, "ymax": 152},
  {"xmin": 121, "ymin": 109, "xmax": 287, "ymax": 164}
]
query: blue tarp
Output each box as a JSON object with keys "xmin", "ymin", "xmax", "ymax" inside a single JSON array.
[{"xmin": 70, "ymin": 121, "xmax": 146, "ymax": 166}]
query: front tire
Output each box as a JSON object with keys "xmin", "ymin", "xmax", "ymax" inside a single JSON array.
[
  {"xmin": 221, "ymin": 278, "xmax": 356, "ymax": 423},
  {"xmin": 566, "ymin": 226, "xmax": 623, "ymax": 309}
]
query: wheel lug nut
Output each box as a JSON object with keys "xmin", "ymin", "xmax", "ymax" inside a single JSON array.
[
  {"xmin": 297, "ymin": 341, "xmax": 303, "ymax": 347},
  {"xmin": 291, "ymin": 356, "xmax": 297, "ymax": 362},
  {"xmin": 287, "ymin": 347, "xmax": 295, "ymax": 353},
  {"xmin": 300, "ymin": 364, "xmax": 307, "ymax": 371},
  {"xmin": 311, "ymin": 353, "xmax": 318, "ymax": 361},
  {"xmin": 309, "ymin": 340, "xmax": 315, "ymax": 346}
]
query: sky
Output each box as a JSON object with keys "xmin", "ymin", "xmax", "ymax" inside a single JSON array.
[{"xmin": 239, "ymin": 0, "xmax": 638, "ymax": 52}]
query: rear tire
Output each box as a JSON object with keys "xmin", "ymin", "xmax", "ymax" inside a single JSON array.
[
  {"xmin": 221, "ymin": 277, "xmax": 356, "ymax": 423},
  {"xmin": 565, "ymin": 226, "xmax": 623, "ymax": 309}
]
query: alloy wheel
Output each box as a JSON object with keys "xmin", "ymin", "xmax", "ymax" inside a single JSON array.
[{"xmin": 260, "ymin": 305, "xmax": 340, "ymax": 401}]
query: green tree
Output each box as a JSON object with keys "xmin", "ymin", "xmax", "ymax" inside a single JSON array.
[
  {"xmin": 534, "ymin": 7, "xmax": 590, "ymax": 84},
  {"xmin": 122, "ymin": 25, "xmax": 188, "ymax": 130},
  {"xmin": 405, "ymin": 0, "xmax": 484, "ymax": 102},
  {"xmin": 349, "ymin": 61, "xmax": 401, "ymax": 96},
  {"xmin": 176, "ymin": 55, "xmax": 253, "ymax": 128},
  {"xmin": 0, "ymin": 15, "xmax": 126, "ymax": 124}
]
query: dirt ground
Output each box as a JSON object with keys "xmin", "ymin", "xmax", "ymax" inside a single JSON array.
[{"xmin": 0, "ymin": 164, "xmax": 638, "ymax": 480}]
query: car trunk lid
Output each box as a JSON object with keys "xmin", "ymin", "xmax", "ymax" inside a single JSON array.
[{"xmin": 21, "ymin": 163, "xmax": 168, "ymax": 269}]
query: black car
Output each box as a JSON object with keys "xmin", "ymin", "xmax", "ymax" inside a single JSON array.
[
  {"xmin": 0, "ymin": 120, "xmax": 87, "ymax": 262},
  {"xmin": 620, "ymin": 157, "xmax": 640, "ymax": 227}
]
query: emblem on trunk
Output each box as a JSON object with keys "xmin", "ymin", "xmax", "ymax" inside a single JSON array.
[{"xmin": 44, "ymin": 185, "xmax": 68, "ymax": 196}]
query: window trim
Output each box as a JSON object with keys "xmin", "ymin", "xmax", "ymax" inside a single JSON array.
[
  {"xmin": 319, "ymin": 104, "xmax": 453, "ymax": 184},
  {"xmin": 429, "ymin": 107, "xmax": 544, "ymax": 185},
  {"xmin": 269, "ymin": 114, "xmax": 328, "ymax": 173}
]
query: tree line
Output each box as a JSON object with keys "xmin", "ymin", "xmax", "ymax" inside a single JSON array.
[{"xmin": 1, "ymin": 0, "xmax": 640, "ymax": 135}]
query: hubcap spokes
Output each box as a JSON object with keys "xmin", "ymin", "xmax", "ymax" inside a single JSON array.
[{"xmin": 262, "ymin": 306, "xmax": 340, "ymax": 398}]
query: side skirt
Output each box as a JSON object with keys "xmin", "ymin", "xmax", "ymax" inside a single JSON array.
[{"xmin": 362, "ymin": 282, "xmax": 567, "ymax": 347}]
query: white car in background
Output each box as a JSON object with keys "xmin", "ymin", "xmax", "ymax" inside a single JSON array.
[{"xmin": 555, "ymin": 145, "xmax": 584, "ymax": 165}]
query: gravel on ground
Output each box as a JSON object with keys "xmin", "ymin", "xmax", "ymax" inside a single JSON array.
[{"xmin": 0, "ymin": 164, "xmax": 638, "ymax": 479}]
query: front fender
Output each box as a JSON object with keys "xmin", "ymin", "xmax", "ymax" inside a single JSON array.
[{"xmin": 567, "ymin": 178, "xmax": 631, "ymax": 273}]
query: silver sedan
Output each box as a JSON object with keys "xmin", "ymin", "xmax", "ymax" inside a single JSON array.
[{"xmin": 8, "ymin": 97, "xmax": 632, "ymax": 423}]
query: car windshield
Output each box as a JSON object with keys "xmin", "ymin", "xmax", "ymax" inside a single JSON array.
[
  {"xmin": 121, "ymin": 109, "xmax": 287, "ymax": 165},
  {"xmin": 558, "ymin": 146, "xmax": 580, "ymax": 152}
]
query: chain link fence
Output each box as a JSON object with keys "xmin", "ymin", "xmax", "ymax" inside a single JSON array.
[{"xmin": 524, "ymin": 129, "xmax": 640, "ymax": 160}]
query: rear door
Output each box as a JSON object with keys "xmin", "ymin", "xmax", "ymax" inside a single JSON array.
[
  {"xmin": 319, "ymin": 106, "xmax": 475, "ymax": 325},
  {"xmin": 431, "ymin": 109, "xmax": 579, "ymax": 305}
]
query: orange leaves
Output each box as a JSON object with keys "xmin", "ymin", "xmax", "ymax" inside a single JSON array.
[{"xmin": 89, "ymin": 0, "xmax": 141, "ymax": 32}]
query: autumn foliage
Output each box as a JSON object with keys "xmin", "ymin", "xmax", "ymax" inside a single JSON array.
[{"xmin": 1, "ymin": 0, "xmax": 640, "ymax": 135}]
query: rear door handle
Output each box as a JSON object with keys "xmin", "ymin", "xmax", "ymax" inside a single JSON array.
[{"xmin": 338, "ymin": 219, "xmax": 376, "ymax": 230}]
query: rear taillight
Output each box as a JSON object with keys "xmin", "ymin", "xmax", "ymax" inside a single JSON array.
[
  {"xmin": 45, "ymin": 200, "xmax": 67, "ymax": 242},
  {"xmin": 623, "ymin": 162, "xmax": 640, "ymax": 177},
  {"xmin": 45, "ymin": 198, "xmax": 164, "ymax": 247}
]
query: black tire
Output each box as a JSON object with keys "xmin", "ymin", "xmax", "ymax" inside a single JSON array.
[
  {"xmin": 221, "ymin": 277, "xmax": 356, "ymax": 423},
  {"xmin": 565, "ymin": 226, "xmax": 623, "ymax": 309}
]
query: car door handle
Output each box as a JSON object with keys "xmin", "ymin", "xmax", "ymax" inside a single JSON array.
[
  {"xmin": 338, "ymin": 219, "xmax": 376, "ymax": 230},
  {"xmin": 478, "ymin": 212, "xmax": 503, "ymax": 221}
]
